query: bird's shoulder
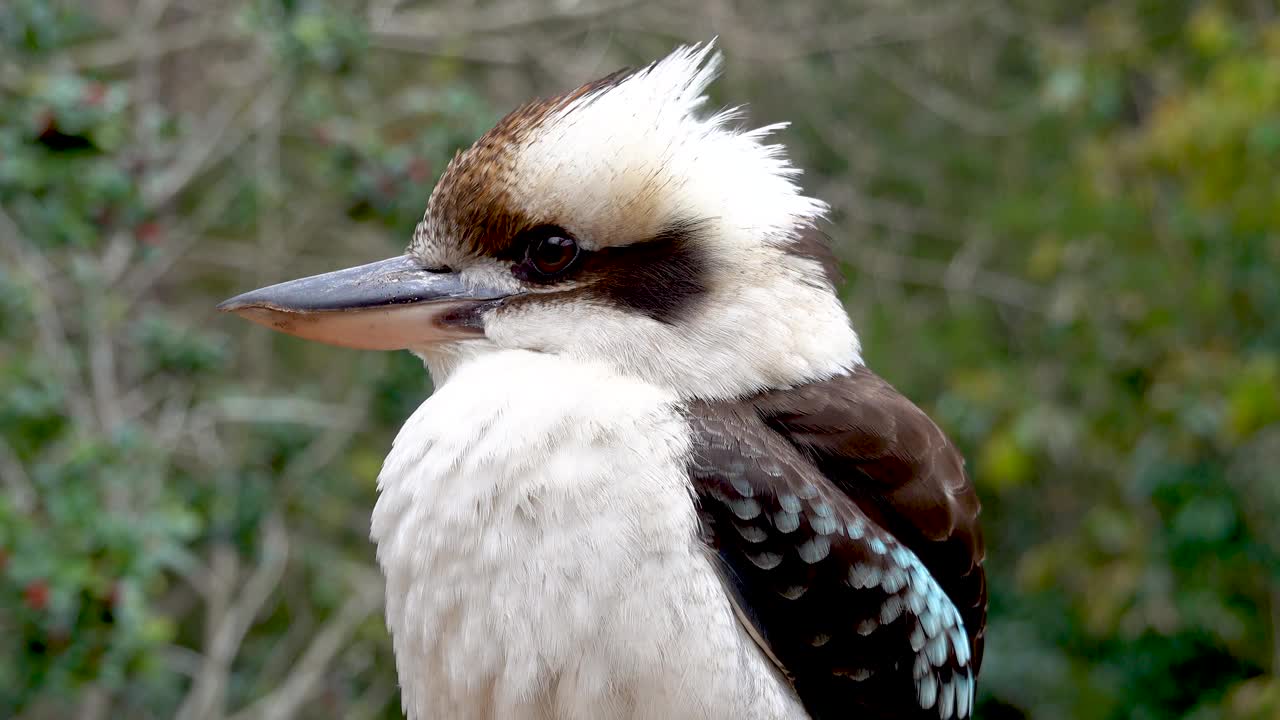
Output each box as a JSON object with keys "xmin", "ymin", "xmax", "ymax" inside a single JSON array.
[{"xmin": 682, "ymin": 365, "xmax": 986, "ymax": 720}]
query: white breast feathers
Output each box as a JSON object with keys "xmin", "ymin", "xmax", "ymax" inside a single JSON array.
[{"xmin": 370, "ymin": 349, "xmax": 805, "ymax": 720}]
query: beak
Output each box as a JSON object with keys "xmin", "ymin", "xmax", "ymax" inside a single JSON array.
[{"xmin": 216, "ymin": 255, "xmax": 508, "ymax": 350}]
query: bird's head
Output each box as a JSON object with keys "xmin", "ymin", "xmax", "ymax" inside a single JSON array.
[{"xmin": 220, "ymin": 43, "xmax": 860, "ymax": 399}]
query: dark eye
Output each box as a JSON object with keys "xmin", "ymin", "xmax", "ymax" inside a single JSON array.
[{"xmin": 520, "ymin": 227, "xmax": 580, "ymax": 279}]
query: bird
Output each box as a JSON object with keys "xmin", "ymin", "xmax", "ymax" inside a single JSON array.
[{"xmin": 219, "ymin": 43, "xmax": 986, "ymax": 720}]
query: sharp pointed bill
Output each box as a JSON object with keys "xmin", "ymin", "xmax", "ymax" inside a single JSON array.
[{"xmin": 217, "ymin": 255, "xmax": 510, "ymax": 350}]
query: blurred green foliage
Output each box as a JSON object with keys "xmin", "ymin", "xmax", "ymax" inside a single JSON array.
[{"xmin": 1, "ymin": 1, "xmax": 1277, "ymax": 718}]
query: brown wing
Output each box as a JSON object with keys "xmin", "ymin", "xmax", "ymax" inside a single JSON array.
[
  {"xmin": 684, "ymin": 367, "xmax": 986, "ymax": 720},
  {"xmin": 751, "ymin": 366, "xmax": 987, "ymax": 672}
]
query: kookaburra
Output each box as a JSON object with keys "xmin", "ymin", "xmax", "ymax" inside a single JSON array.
[{"xmin": 220, "ymin": 44, "xmax": 986, "ymax": 720}]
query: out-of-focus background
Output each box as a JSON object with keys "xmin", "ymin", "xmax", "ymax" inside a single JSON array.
[{"xmin": 1, "ymin": 0, "xmax": 1277, "ymax": 718}]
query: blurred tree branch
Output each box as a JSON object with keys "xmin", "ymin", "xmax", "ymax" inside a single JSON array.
[
  {"xmin": 176, "ymin": 516, "xmax": 289, "ymax": 720},
  {"xmin": 227, "ymin": 574, "xmax": 383, "ymax": 720},
  {"xmin": 0, "ymin": 206, "xmax": 97, "ymax": 428}
]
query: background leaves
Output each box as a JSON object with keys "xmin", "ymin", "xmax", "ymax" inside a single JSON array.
[{"xmin": 1, "ymin": 1, "xmax": 1277, "ymax": 718}]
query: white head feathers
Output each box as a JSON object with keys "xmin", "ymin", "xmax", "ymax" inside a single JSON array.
[
  {"xmin": 508, "ymin": 42, "xmax": 829, "ymax": 256},
  {"xmin": 414, "ymin": 42, "xmax": 862, "ymax": 400}
]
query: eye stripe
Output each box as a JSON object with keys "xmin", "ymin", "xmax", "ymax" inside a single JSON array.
[{"xmin": 578, "ymin": 219, "xmax": 710, "ymax": 323}]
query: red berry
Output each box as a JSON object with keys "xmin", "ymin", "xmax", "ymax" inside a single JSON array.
[
  {"xmin": 376, "ymin": 173, "xmax": 397, "ymax": 197},
  {"xmin": 408, "ymin": 158, "xmax": 431, "ymax": 183},
  {"xmin": 83, "ymin": 82, "xmax": 107, "ymax": 107},
  {"xmin": 34, "ymin": 108, "xmax": 56, "ymax": 137},
  {"xmin": 23, "ymin": 580, "xmax": 49, "ymax": 611},
  {"xmin": 135, "ymin": 221, "xmax": 163, "ymax": 246}
]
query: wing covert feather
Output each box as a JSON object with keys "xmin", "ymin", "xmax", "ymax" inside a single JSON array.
[{"xmin": 684, "ymin": 368, "xmax": 986, "ymax": 719}]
